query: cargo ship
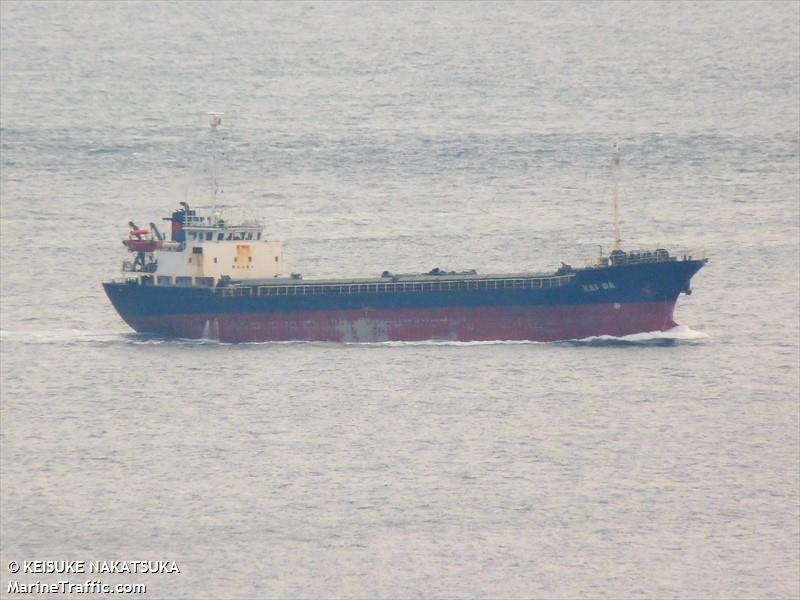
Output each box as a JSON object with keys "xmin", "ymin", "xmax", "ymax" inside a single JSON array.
[
  {"xmin": 103, "ymin": 122, "xmax": 706, "ymax": 343},
  {"xmin": 103, "ymin": 199, "xmax": 705, "ymax": 343}
]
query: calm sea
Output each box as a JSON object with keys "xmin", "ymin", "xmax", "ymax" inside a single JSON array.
[{"xmin": 1, "ymin": 1, "xmax": 798, "ymax": 598}]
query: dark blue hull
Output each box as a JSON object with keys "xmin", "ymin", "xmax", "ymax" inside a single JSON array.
[{"xmin": 103, "ymin": 259, "xmax": 706, "ymax": 342}]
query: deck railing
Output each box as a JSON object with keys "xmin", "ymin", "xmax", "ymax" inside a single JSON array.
[
  {"xmin": 608, "ymin": 247, "xmax": 705, "ymax": 266},
  {"xmin": 211, "ymin": 274, "xmax": 576, "ymax": 298}
]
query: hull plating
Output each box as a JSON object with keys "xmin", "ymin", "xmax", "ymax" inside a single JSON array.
[
  {"xmin": 113, "ymin": 302, "xmax": 678, "ymax": 343},
  {"xmin": 104, "ymin": 260, "xmax": 704, "ymax": 343}
]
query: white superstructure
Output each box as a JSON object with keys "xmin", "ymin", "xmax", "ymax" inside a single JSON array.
[
  {"xmin": 121, "ymin": 202, "xmax": 284, "ymax": 286},
  {"xmin": 119, "ymin": 113, "xmax": 286, "ymax": 286}
]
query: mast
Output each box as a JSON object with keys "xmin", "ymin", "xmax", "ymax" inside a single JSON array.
[
  {"xmin": 611, "ymin": 142, "xmax": 622, "ymax": 250},
  {"xmin": 208, "ymin": 112, "xmax": 224, "ymax": 207}
]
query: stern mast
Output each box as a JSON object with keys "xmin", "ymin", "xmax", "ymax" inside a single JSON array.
[{"xmin": 208, "ymin": 112, "xmax": 224, "ymax": 210}]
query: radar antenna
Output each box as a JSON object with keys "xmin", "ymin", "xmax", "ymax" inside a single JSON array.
[
  {"xmin": 611, "ymin": 142, "xmax": 622, "ymax": 250},
  {"xmin": 207, "ymin": 112, "xmax": 224, "ymax": 207}
]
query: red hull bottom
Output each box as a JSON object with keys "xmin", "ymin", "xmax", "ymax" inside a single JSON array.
[{"xmin": 123, "ymin": 301, "xmax": 678, "ymax": 343}]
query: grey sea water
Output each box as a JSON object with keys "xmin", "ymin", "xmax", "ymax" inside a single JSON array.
[{"xmin": 1, "ymin": 1, "xmax": 798, "ymax": 598}]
